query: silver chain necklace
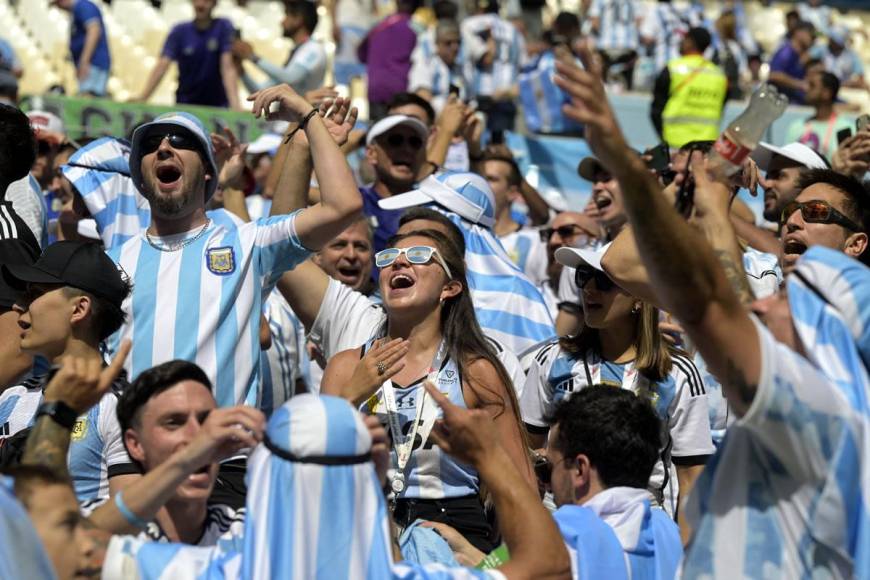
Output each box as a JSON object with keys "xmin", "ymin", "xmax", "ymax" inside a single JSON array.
[{"xmin": 145, "ymin": 218, "xmax": 211, "ymax": 252}]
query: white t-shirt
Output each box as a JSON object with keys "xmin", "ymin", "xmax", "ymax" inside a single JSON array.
[
  {"xmin": 522, "ymin": 340, "xmax": 715, "ymax": 517},
  {"xmin": 309, "ymin": 278, "xmax": 527, "ymax": 397},
  {"xmin": 499, "ymin": 227, "xmax": 548, "ymax": 286},
  {"xmin": 683, "ymin": 316, "xmax": 866, "ymax": 578}
]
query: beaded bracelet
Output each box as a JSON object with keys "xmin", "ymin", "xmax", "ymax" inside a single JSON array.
[{"xmin": 284, "ymin": 108, "xmax": 319, "ymax": 144}]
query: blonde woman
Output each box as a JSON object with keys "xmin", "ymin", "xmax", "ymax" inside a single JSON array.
[{"xmin": 521, "ymin": 244, "xmax": 714, "ymax": 530}]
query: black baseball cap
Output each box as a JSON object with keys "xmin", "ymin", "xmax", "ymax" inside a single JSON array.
[
  {"xmin": 1, "ymin": 241, "xmax": 128, "ymax": 308},
  {"xmin": 0, "ymin": 239, "xmax": 37, "ymax": 309}
]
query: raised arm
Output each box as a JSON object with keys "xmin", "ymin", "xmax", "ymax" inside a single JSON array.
[
  {"xmin": 554, "ymin": 52, "xmax": 761, "ymax": 417},
  {"xmin": 425, "ymin": 383, "xmax": 570, "ymax": 580},
  {"xmin": 137, "ymin": 56, "xmax": 172, "ymax": 103},
  {"xmin": 249, "ymin": 85, "xmax": 363, "ymax": 250}
]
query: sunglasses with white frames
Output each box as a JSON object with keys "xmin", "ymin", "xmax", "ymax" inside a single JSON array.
[{"xmin": 374, "ymin": 245, "xmax": 453, "ymax": 279}]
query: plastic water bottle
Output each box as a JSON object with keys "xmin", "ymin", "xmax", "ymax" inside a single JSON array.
[{"xmin": 709, "ymin": 83, "xmax": 789, "ymax": 175}]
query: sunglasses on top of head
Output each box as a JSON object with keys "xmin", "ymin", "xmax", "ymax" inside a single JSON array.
[
  {"xmin": 779, "ymin": 199, "xmax": 863, "ymax": 232},
  {"xmin": 382, "ymin": 133, "xmax": 424, "ymax": 151},
  {"xmin": 574, "ymin": 266, "xmax": 616, "ymax": 292},
  {"xmin": 141, "ymin": 131, "xmax": 201, "ymax": 156},
  {"xmin": 375, "ymin": 245, "xmax": 453, "ymax": 279}
]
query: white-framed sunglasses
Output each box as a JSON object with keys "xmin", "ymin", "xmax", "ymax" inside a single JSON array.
[{"xmin": 375, "ymin": 245, "xmax": 453, "ymax": 278}]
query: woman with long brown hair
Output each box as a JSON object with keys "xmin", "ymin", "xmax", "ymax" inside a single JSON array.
[
  {"xmin": 321, "ymin": 228, "xmax": 532, "ymax": 553},
  {"xmin": 521, "ymin": 244, "xmax": 714, "ymax": 525}
]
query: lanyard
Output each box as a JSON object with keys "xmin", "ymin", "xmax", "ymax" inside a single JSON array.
[
  {"xmin": 802, "ymin": 113, "xmax": 837, "ymax": 154},
  {"xmin": 380, "ymin": 339, "xmax": 449, "ymax": 494}
]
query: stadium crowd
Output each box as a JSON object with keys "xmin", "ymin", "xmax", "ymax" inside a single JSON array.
[{"xmin": 0, "ymin": 0, "xmax": 870, "ymax": 579}]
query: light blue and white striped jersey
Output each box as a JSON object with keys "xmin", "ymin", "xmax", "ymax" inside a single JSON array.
[
  {"xmin": 521, "ymin": 341, "xmax": 714, "ymax": 516},
  {"xmin": 555, "ymin": 486, "xmax": 683, "ymax": 580},
  {"xmin": 684, "ymin": 247, "xmax": 870, "ymax": 578},
  {"xmin": 62, "ymin": 137, "xmax": 242, "ymax": 251},
  {"xmin": 106, "ymin": 213, "xmax": 311, "ymax": 407},
  {"xmin": 408, "ymin": 54, "xmax": 472, "ymax": 113},
  {"xmin": 518, "ymin": 51, "xmax": 583, "ymax": 135},
  {"xmin": 360, "ymin": 339, "xmax": 479, "ymax": 500},
  {"xmin": 259, "ymin": 288, "xmax": 307, "ymax": 416},
  {"xmin": 0, "ymin": 476, "xmax": 55, "ymax": 580},
  {"xmin": 640, "ymin": 3, "xmax": 688, "ymax": 73},
  {"xmin": 499, "ymin": 227, "xmax": 548, "ymax": 286},
  {"xmin": 0, "ymin": 375, "xmax": 133, "ymax": 506},
  {"xmin": 242, "ymin": 37, "xmax": 327, "ymax": 96},
  {"xmin": 461, "ymin": 14, "xmax": 526, "ymax": 97},
  {"xmin": 588, "ymin": 0, "xmax": 640, "ymax": 51}
]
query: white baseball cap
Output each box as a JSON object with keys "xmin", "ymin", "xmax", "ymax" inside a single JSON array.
[
  {"xmin": 379, "ymin": 171, "xmax": 496, "ymax": 227},
  {"xmin": 751, "ymin": 142, "xmax": 830, "ymax": 173},
  {"xmin": 554, "ymin": 242, "xmax": 612, "ymax": 272},
  {"xmin": 365, "ymin": 115, "xmax": 429, "ymax": 146}
]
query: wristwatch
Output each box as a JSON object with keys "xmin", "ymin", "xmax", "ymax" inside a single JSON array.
[{"xmin": 35, "ymin": 401, "xmax": 79, "ymax": 430}]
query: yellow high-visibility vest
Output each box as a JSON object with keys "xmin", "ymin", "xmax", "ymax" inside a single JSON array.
[{"xmin": 662, "ymin": 54, "xmax": 727, "ymax": 148}]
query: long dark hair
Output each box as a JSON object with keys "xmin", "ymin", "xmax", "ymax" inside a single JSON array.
[{"xmin": 386, "ymin": 230, "xmax": 524, "ymax": 423}]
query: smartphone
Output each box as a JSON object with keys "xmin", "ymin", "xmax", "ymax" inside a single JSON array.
[
  {"xmin": 644, "ymin": 143, "xmax": 670, "ymax": 173},
  {"xmin": 857, "ymin": 114, "xmax": 870, "ymax": 133},
  {"xmin": 837, "ymin": 127, "xmax": 853, "ymax": 145}
]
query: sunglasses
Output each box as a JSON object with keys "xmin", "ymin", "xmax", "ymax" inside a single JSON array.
[
  {"xmin": 533, "ymin": 454, "xmax": 572, "ymax": 486},
  {"xmin": 140, "ymin": 132, "xmax": 201, "ymax": 156},
  {"xmin": 375, "ymin": 245, "xmax": 453, "ymax": 278},
  {"xmin": 780, "ymin": 199, "xmax": 863, "ymax": 232},
  {"xmin": 575, "ymin": 266, "xmax": 615, "ymax": 292},
  {"xmin": 540, "ymin": 224, "xmax": 588, "ymax": 243},
  {"xmin": 382, "ymin": 133, "xmax": 424, "ymax": 151}
]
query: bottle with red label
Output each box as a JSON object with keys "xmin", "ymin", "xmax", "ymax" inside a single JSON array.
[{"xmin": 710, "ymin": 83, "xmax": 789, "ymax": 175}]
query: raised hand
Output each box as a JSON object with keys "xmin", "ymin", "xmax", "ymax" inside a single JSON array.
[
  {"xmin": 424, "ymin": 381, "xmax": 498, "ymax": 466},
  {"xmin": 212, "ymin": 127, "xmax": 249, "ymax": 190},
  {"xmin": 553, "ymin": 42, "xmax": 629, "ymax": 173},
  {"xmin": 176, "ymin": 406, "xmax": 265, "ymax": 473},
  {"xmin": 43, "ymin": 340, "xmax": 131, "ymax": 415},
  {"xmin": 248, "ymin": 84, "xmax": 314, "ymax": 123},
  {"xmin": 342, "ymin": 338, "xmax": 408, "ymax": 405}
]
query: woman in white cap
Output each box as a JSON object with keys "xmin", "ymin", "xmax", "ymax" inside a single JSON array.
[
  {"xmin": 520, "ymin": 244, "xmax": 714, "ymax": 539},
  {"xmin": 321, "ymin": 228, "xmax": 533, "ymax": 553}
]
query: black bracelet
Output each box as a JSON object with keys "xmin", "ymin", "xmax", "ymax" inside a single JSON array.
[
  {"xmin": 35, "ymin": 401, "xmax": 79, "ymax": 430},
  {"xmin": 283, "ymin": 108, "xmax": 319, "ymax": 144}
]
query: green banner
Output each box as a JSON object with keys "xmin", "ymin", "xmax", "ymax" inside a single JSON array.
[{"xmin": 20, "ymin": 95, "xmax": 269, "ymax": 143}]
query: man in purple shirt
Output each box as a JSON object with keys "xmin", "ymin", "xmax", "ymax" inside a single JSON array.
[
  {"xmin": 136, "ymin": 0, "xmax": 240, "ymax": 109},
  {"xmin": 769, "ymin": 20, "xmax": 815, "ymax": 103},
  {"xmin": 357, "ymin": 0, "xmax": 421, "ymax": 120}
]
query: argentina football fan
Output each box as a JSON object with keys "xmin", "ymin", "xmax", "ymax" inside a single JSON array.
[
  {"xmin": 555, "ymin": 43, "xmax": 870, "ymax": 577},
  {"xmin": 321, "ymin": 223, "xmax": 533, "ymax": 551},
  {"xmin": 97, "ymin": 389, "xmax": 570, "ymax": 580}
]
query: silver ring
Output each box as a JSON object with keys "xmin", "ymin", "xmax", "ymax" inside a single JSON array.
[{"xmin": 376, "ymin": 361, "xmax": 387, "ymax": 376}]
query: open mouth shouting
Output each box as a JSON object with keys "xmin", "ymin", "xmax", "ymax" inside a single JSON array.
[{"xmin": 154, "ymin": 162, "xmax": 183, "ymax": 194}]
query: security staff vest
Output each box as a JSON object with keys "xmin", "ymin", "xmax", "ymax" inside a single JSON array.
[{"xmin": 662, "ymin": 54, "xmax": 727, "ymax": 148}]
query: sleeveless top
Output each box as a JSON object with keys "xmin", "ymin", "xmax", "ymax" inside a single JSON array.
[{"xmin": 359, "ymin": 338, "xmax": 479, "ymax": 500}]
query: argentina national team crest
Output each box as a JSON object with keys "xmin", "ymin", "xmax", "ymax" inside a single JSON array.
[{"xmin": 206, "ymin": 246, "xmax": 235, "ymax": 275}]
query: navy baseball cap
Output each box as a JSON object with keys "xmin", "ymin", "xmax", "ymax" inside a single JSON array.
[
  {"xmin": 129, "ymin": 112, "xmax": 219, "ymax": 201},
  {"xmin": 2, "ymin": 241, "xmax": 128, "ymax": 308}
]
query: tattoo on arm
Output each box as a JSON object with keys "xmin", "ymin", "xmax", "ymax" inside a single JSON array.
[
  {"xmin": 723, "ymin": 357, "xmax": 757, "ymax": 407},
  {"xmin": 21, "ymin": 417, "xmax": 72, "ymax": 479},
  {"xmin": 713, "ymin": 250, "xmax": 754, "ymax": 306}
]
